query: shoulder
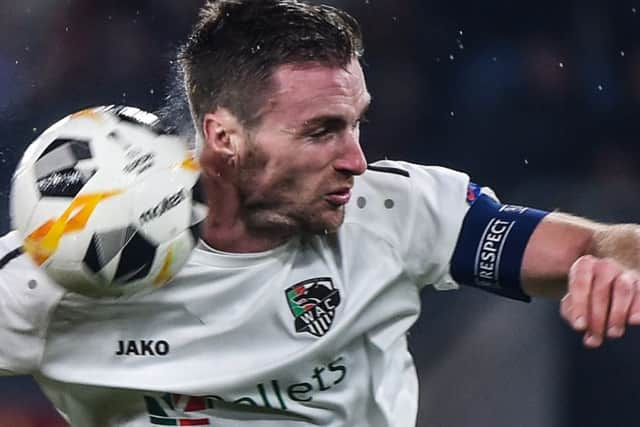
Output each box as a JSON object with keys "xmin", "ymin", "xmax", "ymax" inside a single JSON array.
[
  {"xmin": 344, "ymin": 160, "xmax": 470, "ymax": 245},
  {"xmin": 0, "ymin": 231, "xmax": 66, "ymax": 374},
  {"xmin": 348, "ymin": 160, "xmax": 470, "ymax": 217},
  {"xmin": 0, "ymin": 231, "xmax": 22, "ymax": 254},
  {"xmin": 0, "ymin": 230, "xmax": 66, "ymax": 299},
  {"xmin": 353, "ymin": 160, "xmax": 470, "ymax": 209},
  {"xmin": 362, "ymin": 160, "xmax": 469, "ymax": 185},
  {"xmin": 0, "ymin": 231, "xmax": 24, "ymax": 270}
]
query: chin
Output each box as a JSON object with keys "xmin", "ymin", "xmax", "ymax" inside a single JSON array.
[{"xmin": 306, "ymin": 208, "xmax": 346, "ymax": 235}]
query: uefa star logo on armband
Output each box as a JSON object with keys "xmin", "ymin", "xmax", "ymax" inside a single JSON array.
[{"xmin": 285, "ymin": 278, "xmax": 341, "ymax": 337}]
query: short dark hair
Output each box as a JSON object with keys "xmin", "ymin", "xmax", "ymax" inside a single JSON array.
[{"xmin": 178, "ymin": 0, "xmax": 364, "ymax": 136}]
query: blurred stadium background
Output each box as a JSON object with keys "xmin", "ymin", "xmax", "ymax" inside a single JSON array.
[{"xmin": 1, "ymin": 0, "xmax": 639, "ymax": 426}]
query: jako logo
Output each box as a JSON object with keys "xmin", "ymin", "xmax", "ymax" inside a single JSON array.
[
  {"xmin": 116, "ymin": 340, "xmax": 170, "ymax": 356},
  {"xmin": 139, "ymin": 189, "xmax": 186, "ymax": 224}
]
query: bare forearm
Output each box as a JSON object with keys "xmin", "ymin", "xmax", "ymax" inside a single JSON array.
[
  {"xmin": 517, "ymin": 211, "xmax": 640, "ymax": 348},
  {"xmin": 590, "ymin": 224, "xmax": 640, "ymax": 271},
  {"xmin": 523, "ymin": 213, "xmax": 640, "ymax": 298},
  {"xmin": 522, "ymin": 212, "xmax": 596, "ymax": 298}
]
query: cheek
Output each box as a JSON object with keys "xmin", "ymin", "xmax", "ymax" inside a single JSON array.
[
  {"xmin": 264, "ymin": 165, "xmax": 328, "ymax": 203},
  {"xmin": 245, "ymin": 138, "xmax": 335, "ymax": 198},
  {"xmin": 271, "ymin": 168, "xmax": 315, "ymax": 195}
]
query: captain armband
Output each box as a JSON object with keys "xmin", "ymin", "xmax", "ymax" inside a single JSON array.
[{"xmin": 449, "ymin": 192, "xmax": 549, "ymax": 302}]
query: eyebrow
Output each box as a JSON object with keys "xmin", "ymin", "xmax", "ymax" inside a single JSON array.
[{"xmin": 301, "ymin": 97, "xmax": 372, "ymax": 131}]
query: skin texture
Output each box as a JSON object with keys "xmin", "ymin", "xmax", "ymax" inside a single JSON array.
[
  {"xmin": 523, "ymin": 213, "xmax": 640, "ymax": 348},
  {"xmin": 199, "ymin": 59, "xmax": 370, "ymax": 253},
  {"xmin": 196, "ymin": 57, "xmax": 640, "ymax": 349}
]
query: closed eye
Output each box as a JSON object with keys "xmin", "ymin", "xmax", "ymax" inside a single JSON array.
[{"xmin": 305, "ymin": 118, "xmax": 347, "ymax": 140}]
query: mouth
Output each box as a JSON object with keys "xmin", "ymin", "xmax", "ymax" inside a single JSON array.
[{"xmin": 325, "ymin": 188, "xmax": 352, "ymax": 207}]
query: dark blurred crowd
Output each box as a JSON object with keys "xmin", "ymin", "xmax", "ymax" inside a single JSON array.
[{"xmin": 0, "ymin": 1, "xmax": 639, "ymax": 426}]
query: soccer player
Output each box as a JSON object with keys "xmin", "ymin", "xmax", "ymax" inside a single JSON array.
[{"xmin": 1, "ymin": 1, "xmax": 640, "ymax": 426}]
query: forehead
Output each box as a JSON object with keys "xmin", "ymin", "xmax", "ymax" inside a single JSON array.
[{"xmin": 262, "ymin": 60, "xmax": 370, "ymax": 120}]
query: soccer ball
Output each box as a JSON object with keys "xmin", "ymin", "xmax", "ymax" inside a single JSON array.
[{"xmin": 10, "ymin": 106, "xmax": 206, "ymax": 297}]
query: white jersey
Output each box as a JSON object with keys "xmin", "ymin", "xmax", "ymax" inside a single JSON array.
[{"xmin": 0, "ymin": 160, "xmax": 472, "ymax": 427}]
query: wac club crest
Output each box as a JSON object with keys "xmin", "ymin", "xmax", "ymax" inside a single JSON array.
[{"xmin": 285, "ymin": 277, "xmax": 341, "ymax": 337}]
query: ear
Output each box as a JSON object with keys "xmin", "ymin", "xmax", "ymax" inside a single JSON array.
[{"xmin": 202, "ymin": 108, "xmax": 244, "ymax": 159}]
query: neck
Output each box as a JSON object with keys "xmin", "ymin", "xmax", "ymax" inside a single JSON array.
[
  {"xmin": 199, "ymin": 178, "xmax": 293, "ymax": 253},
  {"xmin": 200, "ymin": 215, "xmax": 293, "ymax": 253}
]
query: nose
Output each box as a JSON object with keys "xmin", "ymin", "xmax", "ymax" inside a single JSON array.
[{"xmin": 334, "ymin": 132, "xmax": 367, "ymax": 176}]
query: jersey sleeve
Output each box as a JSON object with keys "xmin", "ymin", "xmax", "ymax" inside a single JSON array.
[
  {"xmin": 389, "ymin": 161, "xmax": 549, "ymax": 297},
  {"xmin": 349, "ymin": 160, "xmax": 472, "ymax": 290},
  {"xmin": 395, "ymin": 162, "xmax": 472, "ymax": 289},
  {"xmin": 351, "ymin": 161, "xmax": 550, "ymax": 299},
  {"xmin": 0, "ymin": 232, "xmax": 65, "ymax": 375}
]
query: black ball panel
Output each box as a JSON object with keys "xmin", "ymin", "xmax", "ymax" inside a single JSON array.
[
  {"xmin": 35, "ymin": 138, "xmax": 95, "ymax": 198},
  {"xmin": 113, "ymin": 231, "xmax": 157, "ymax": 284},
  {"xmin": 83, "ymin": 226, "xmax": 137, "ymax": 274}
]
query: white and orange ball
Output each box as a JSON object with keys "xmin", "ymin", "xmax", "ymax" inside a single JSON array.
[{"xmin": 10, "ymin": 106, "xmax": 206, "ymax": 297}]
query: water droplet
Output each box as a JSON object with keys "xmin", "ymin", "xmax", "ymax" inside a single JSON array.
[
  {"xmin": 357, "ymin": 197, "xmax": 367, "ymax": 208},
  {"xmin": 65, "ymin": 26, "xmax": 69, "ymax": 32},
  {"xmin": 597, "ymin": 84, "xmax": 603, "ymax": 91},
  {"xmin": 15, "ymin": 60, "xmax": 19, "ymax": 65},
  {"xmin": 458, "ymin": 29, "xmax": 464, "ymax": 36},
  {"xmin": 633, "ymin": 7, "xmax": 637, "ymax": 13},
  {"xmin": 435, "ymin": 57, "xmax": 441, "ymax": 63},
  {"xmin": 559, "ymin": 62, "xmax": 564, "ymax": 68},
  {"xmin": 449, "ymin": 54, "xmax": 455, "ymax": 61},
  {"xmin": 449, "ymin": 111, "xmax": 455, "ymax": 117},
  {"xmin": 27, "ymin": 279, "xmax": 37, "ymax": 289},
  {"xmin": 136, "ymin": 10, "xmax": 141, "ymax": 15},
  {"xmin": 149, "ymin": 88, "xmax": 155, "ymax": 95},
  {"xmin": 108, "ymin": 15, "xmax": 112, "ymax": 20},
  {"xmin": 620, "ymin": 50, "xmax": 626, "ymax": 57},
  {"xmin": 458, "ymin": 43, "xmax": 464, "ymax": 50},
  {"xmin": 524, "ymin": 158, "xmax": 529, "ymax": 165},
  {"xmin": 384, "ymin": 199, "xmax": 395, "ymax": 209},
  {"xmin": 392, "ymin": 16, "xmax": 398, "ymax": 22},
  {"xmin": 24, "ymin": 46, "xmax": 30, "ymax": 52},
  {"xmin": 492, "ymin": 57, "xmax": 497, "ymax": 62},
  {"xmin": 32, "ymin": 127, "xmax": 38, "ymax": 133}
]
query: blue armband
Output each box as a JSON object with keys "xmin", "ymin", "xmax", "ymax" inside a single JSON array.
[{"xmin": 450, "ymin": 192, "xmax": 549, "ymax": 302}]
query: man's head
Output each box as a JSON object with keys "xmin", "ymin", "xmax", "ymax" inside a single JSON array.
[
  {"xmin": 179, "ymin": 0, "xmax": 364, "ymax": 137},
  {"xmin": 179, "ymin": 0, "xmax": 370, "ymax": 245}
]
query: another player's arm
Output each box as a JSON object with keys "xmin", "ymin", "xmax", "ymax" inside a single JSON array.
[{"xmin": 521, "ymin": 212, "xmax": 640, "ymax": 347}]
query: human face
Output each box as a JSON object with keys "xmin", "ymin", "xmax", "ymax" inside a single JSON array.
[{"xmin": 236, "ymin": 59, "xmax": 370, "ymax": 236}]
